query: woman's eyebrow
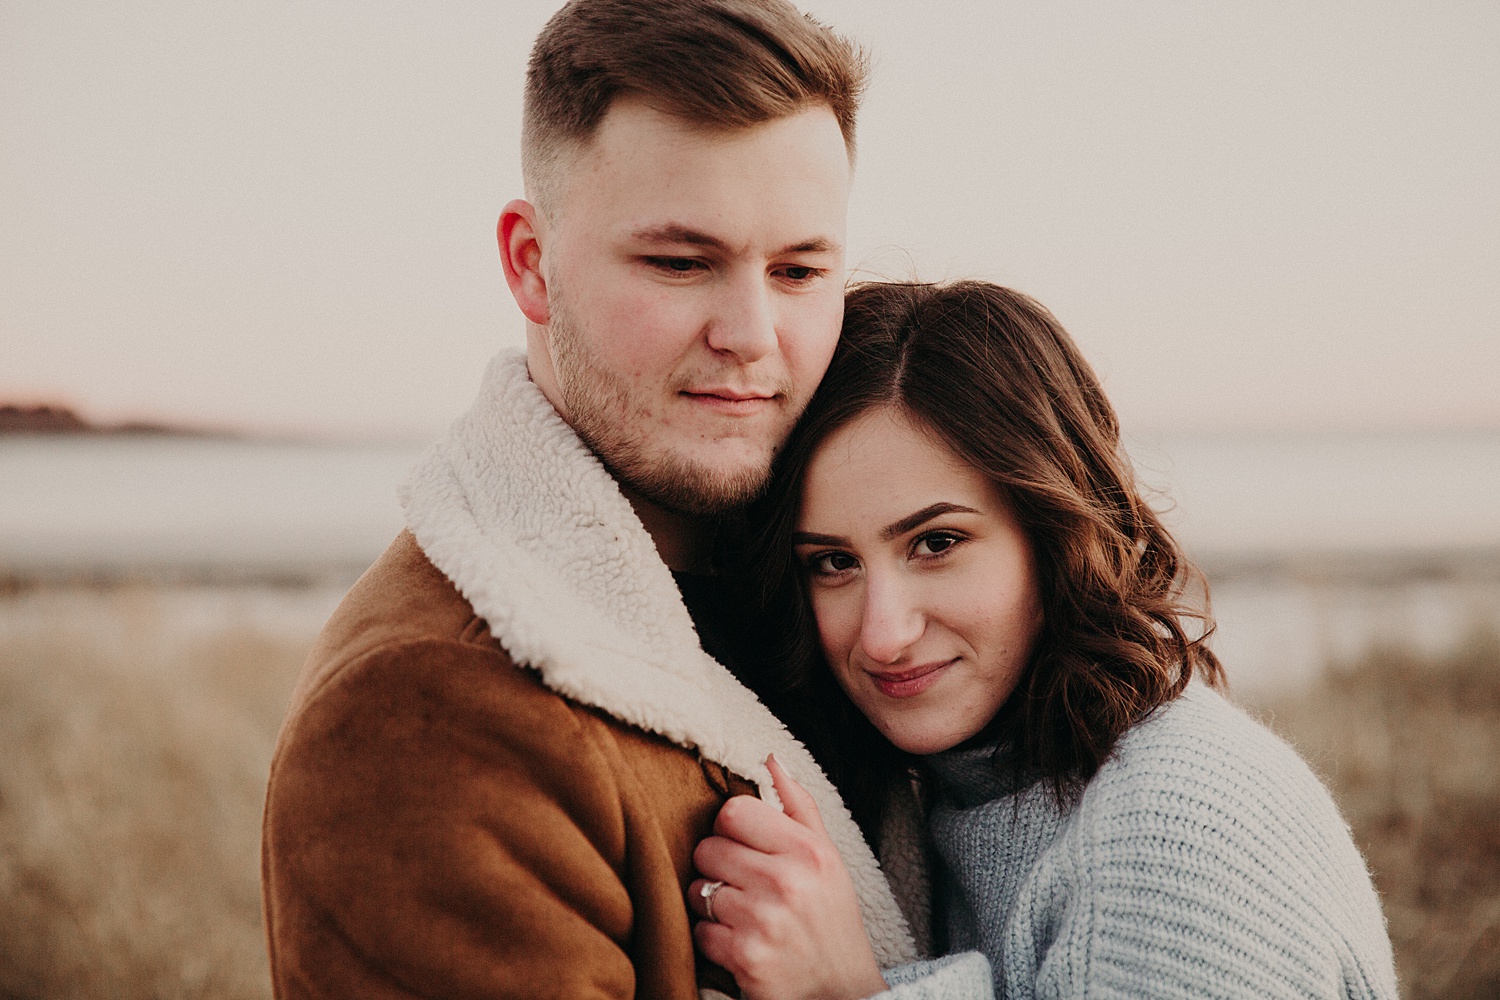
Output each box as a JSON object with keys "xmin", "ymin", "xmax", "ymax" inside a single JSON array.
[
  {"xmin": 792, "ymin": 530, "xmax": 845, "ymax": 547},
  {"xmin": 879, "ymin": 503, "xmax": 979, "ymax": 542},
  {"xmin": 793, "ymin": 503, "xmax": 981, "ymax": 548}
]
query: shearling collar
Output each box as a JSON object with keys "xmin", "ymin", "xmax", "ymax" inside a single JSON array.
[{"xmin": 399, "ymin": 349, "xmax": 917, "ymax": 967}]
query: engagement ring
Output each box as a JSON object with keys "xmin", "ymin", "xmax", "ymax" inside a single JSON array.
[{"xmin": 700, "ymin": 880, "xmax": 725, "ymax": 922}]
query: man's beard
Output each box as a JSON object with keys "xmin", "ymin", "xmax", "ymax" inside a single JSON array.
[
  {"xmin": 589, "ymin": 430, "xmax": 770, "ymax": 518},
  {"xmin": 549, "ymin": 298, "xmax": 779, "ymax": 518}
]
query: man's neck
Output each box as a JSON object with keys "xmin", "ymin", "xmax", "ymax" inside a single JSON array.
[
  {"xmin": 623, "ymin": 487, "xmax": 713, "ymax": 574},
  {"xmin": 524, "ymin": 352, "xmax": 713, "ymax": 574}
]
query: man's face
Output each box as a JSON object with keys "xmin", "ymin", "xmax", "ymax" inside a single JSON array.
[{"xmin": 535, "ymin": 100, "xmax": 851, "ymax": 516}]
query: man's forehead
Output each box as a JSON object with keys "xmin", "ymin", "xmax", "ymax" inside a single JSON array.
[
  {"xmin": 542, "ymin": 99, "xmax": 851, "ymax": 253},
  {"xmin": 590, "ymin": 94, "xmax": 850, "ymax": 157},
  {"xmin": 567, "ymin": 100, "xmax": 849, "ymax": 188}
]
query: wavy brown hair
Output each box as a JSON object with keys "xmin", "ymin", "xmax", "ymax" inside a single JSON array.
[{"xmin": 743, "ymin": 280, "xmax": 1223, "ymax": 831}]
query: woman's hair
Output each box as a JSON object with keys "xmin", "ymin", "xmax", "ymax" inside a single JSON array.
[{"xmin": 744, "ymin": 280, "xmax": 1223, "ymax": 829}]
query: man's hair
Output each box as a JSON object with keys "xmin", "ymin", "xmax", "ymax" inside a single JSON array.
[
  {"xmin": 522, "ymin": 0, "xmax": 867, "ymax": 209},
  {"xmin": 743, "ymin": 281, "xmax": 1224, "ymax": 837}
]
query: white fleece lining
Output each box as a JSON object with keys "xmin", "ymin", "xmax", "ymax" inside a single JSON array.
[{"xmin": 400, "ymin": 349, "xmax": 917, "ymax": 968}]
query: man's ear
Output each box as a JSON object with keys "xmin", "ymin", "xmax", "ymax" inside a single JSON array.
[{"xmin": 499, "ymin": 199, "xmax": 550, "ymax": 326}]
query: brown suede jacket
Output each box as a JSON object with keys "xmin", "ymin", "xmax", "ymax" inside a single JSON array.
[
  {"xmin": 261, "ymin": 353, "xmax": 916, "ymax": 999},
  {"xmin": 263, "ymin": 533, "xmax": 750, "ymax": 998}
]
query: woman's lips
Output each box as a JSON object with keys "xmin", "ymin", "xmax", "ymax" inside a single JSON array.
[{"xmin": 867, "ymin": 659, "xmax": 953, "ymax": 699}]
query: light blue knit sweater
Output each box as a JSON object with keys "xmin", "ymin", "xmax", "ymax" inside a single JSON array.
[{"xmin": 876, "ymin": 684, "xmax": 1399, "ymax": 999}]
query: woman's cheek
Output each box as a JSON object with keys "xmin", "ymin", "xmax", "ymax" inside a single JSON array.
[{"xmin": 813, "ymin": 591, "xmax": 858, "ymax": 680}]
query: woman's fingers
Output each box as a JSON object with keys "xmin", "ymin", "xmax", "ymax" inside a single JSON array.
[
  {"xmin": 707, "ymin": 759, "xmax": 830, "ymax": 857},
  {"xmin": 712, "ymin": 792, "xmax": 806, "ymax": 854},
  {"xmin": 693, "ymin": 911, "xmax": 756, "ymax": 975},
  {"xmin": 693, "ymin": 832, "xmax": 781, "ymax": 891},
  {"xmin": 687, "ymin": 877, "xmax": 738, "ymax": 923},
  {"xmin": 689, "ymin": 769, "xmax": 887, "ymax": 1000},
  {"xmin": 766, "ymin": 754, "xmax": 827, "ymax": 835}
]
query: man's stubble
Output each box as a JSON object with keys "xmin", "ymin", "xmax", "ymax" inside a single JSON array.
[{"xmin": 547, "ymin": 288, "xmax": 784, "ymax": 519}]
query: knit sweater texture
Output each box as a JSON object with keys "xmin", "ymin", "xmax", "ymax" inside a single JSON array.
[{"xmin": 876, "ymin": 683, "xmax": 1398, "ymax": 999}]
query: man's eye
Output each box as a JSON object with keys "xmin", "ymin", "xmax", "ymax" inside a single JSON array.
[
  {"xmin": 648, "ymin": 257, "xmax": 703, "ymax": 273},
  {"xmin": 779, "ymin": 265, "xmax": 818, "ymax": 281}
]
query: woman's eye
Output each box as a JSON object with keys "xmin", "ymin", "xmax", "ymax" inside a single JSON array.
[
  {"xmin": 914, "ymin": 532, "xmax": 961, "ymax": 557},
  {"xmin": 810, "ymin": 551, "xmax": 858, "ymax": 575}
]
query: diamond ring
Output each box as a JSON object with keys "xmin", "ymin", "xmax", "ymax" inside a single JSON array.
[{"xmin": 700, "ymin": 880, "xmax": 726, "ymax": 922}]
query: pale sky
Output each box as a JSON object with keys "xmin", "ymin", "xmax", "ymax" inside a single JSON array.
[{"xmin": 3, "ymin": 1, "xmax": 1496, "ymax": 439}]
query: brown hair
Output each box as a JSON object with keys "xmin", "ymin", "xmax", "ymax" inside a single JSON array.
[
  {"xmin": 522, "ymin": 0, "xmax": 866, "ymax": 208},
  {"xmin": 744, "ymin": 280, "xmax": 1223, "ymax": 831}
]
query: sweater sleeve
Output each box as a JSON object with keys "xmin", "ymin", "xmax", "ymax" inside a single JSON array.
[
  {"xmin": 262, "ymin": 638, "xmax": 642, "ymax": 999},
  {"xmin": 1034, "ymin": 698, "xmax": 1398, "ymax": 1000},
  {"xmin": 877, "ymin": 953, "xmax": 994, "ymax": 999}
]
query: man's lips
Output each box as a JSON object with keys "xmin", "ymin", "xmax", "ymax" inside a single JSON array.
[
  {"xmin": 867, "ymin": 659, "xmax": 954, "ymax": 699},
  {"xmin": 681, "ymin": 388, "xmax": 778, "ymax": 415}
]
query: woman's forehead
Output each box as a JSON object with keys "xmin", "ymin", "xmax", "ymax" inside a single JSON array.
[{"xmin": 798, "ymin": 408, "xmax": 1000, "ymax": 533}]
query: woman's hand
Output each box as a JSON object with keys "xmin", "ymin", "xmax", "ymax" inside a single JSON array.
[{"xmin": 689, "ymin": 755, "xmax": 888, "ymax": 1000}]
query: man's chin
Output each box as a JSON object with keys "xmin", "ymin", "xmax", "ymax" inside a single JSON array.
[{"xmin": 624, "ymin": 456, "xmax": 772, "ymax": 519}]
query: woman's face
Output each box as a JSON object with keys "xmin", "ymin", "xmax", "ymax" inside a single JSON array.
[{"xmin": 794, "ymin": 406, "xmax": 1044, "ymax": 755}]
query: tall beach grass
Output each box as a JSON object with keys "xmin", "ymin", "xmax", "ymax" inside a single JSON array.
[{"xmin": 0, "ymin": 587, "xmax": 306, "ymax": 999}]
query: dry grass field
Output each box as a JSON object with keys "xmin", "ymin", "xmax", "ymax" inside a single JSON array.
[
  {"xmin": 0, "ymin": 587, "xmax": 307, "ymax": 1000},
  {"xmin": 0, "ymin": 585, "xmax": 1495, "ymax": 998},
  {"xmin": 1259, "ymin": 629, "xmax": 1500, "ymax": 1000}
]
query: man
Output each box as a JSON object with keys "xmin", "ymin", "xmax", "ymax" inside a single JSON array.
[{"xmin": 260, "ymin": 1, "xmax": 918, "ymax": 996}]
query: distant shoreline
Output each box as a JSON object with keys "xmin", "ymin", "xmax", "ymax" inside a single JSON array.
[
  {"xmin": 0, "ymin": 562, "xmax": 368, "ymax": 595},
  {"xmin": 0, "ymin": 403, "xmax": 237, "ymax": 439},
  {"xmin": 1193, "ymin": 544, "xmax": 1500, "ymax": 585},
  {"xmin": 3, "ymin": 544, "xmax": 1497, "ymax": 595}
]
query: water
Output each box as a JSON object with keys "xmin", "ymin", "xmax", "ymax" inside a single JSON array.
[
  {"xmin": 0, "ymin": 436, "xmax": 423, "ymax": 579},
  {"xmin": 1132, "ymin": 429, "xmax": 1500, "ymax": 696},
  {"xmin": 3, "ymin": 429, "xmax": 1498, "ymax": 695},
  {"xmin": 1127, "ymin": 429, "xmax": 1500, "ymax": 559}
]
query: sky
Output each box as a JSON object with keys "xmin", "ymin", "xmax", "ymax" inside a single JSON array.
[{"xmin": 2, "ymin": 1, "xmax": 1497, "ymax": 440}]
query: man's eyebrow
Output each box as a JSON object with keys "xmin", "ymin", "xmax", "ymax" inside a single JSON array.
[
  {"xmin": 879, "ymin": 503, "xmax": 980, "ymax": 542},
  {"xmin": 778, "ymin": 236, "xmax": 840, "ymax": 256},
  {"xmin": 627, "ymin": 224, "xmax": 731, "ymax": 252},
  {"xmin": 626, "ymin": 225, "xmax": 840, "ymax": 257}
]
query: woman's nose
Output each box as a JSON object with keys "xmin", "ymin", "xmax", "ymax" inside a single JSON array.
[{"xmin": 857, "ymin": 575, "xmax": 925, "ymax": 665}]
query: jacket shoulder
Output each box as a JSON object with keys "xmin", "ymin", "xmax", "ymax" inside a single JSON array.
[
  {"xmin": 264, "ymin": 540, "xmax": 641, "ymax": 998},
  {"xmin": 262, "ymin": 533, "xmax": 743, "ymax": 999},
  {"xmin": 288, "ymin": 531, "xmax": 501, "ymax": 709},
  {"xmin": 273, "ymin": 530, "xmax": 637, "ymax": 850}
]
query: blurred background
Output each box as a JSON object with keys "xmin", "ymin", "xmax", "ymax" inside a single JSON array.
[{"xmin": 2, "ymin": 1, "xmax": 1497, "ymax": 996}]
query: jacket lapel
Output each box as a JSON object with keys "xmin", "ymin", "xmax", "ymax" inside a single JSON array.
[{"xmin": 400, "ymin": 350, "xmax": 918, "ymax": 966}]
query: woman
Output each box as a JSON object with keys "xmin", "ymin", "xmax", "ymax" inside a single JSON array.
[{"xmin": 688, "ymin": 281, "xmax": 1397, "ymax": 999}]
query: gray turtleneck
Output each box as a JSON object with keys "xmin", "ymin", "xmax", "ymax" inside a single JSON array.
[{"xmin": 876, "ymin": 684, "xmax": 1398, "ymax": 999}]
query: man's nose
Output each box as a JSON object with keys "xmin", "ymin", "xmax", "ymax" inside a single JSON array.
[
  {"xmin": 704, "ymin": 271, "xmax": 777, "ymax": 363},
  {"xmin": 857, "ymin": 573, "xmax": 925, "ymax": 665}
]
